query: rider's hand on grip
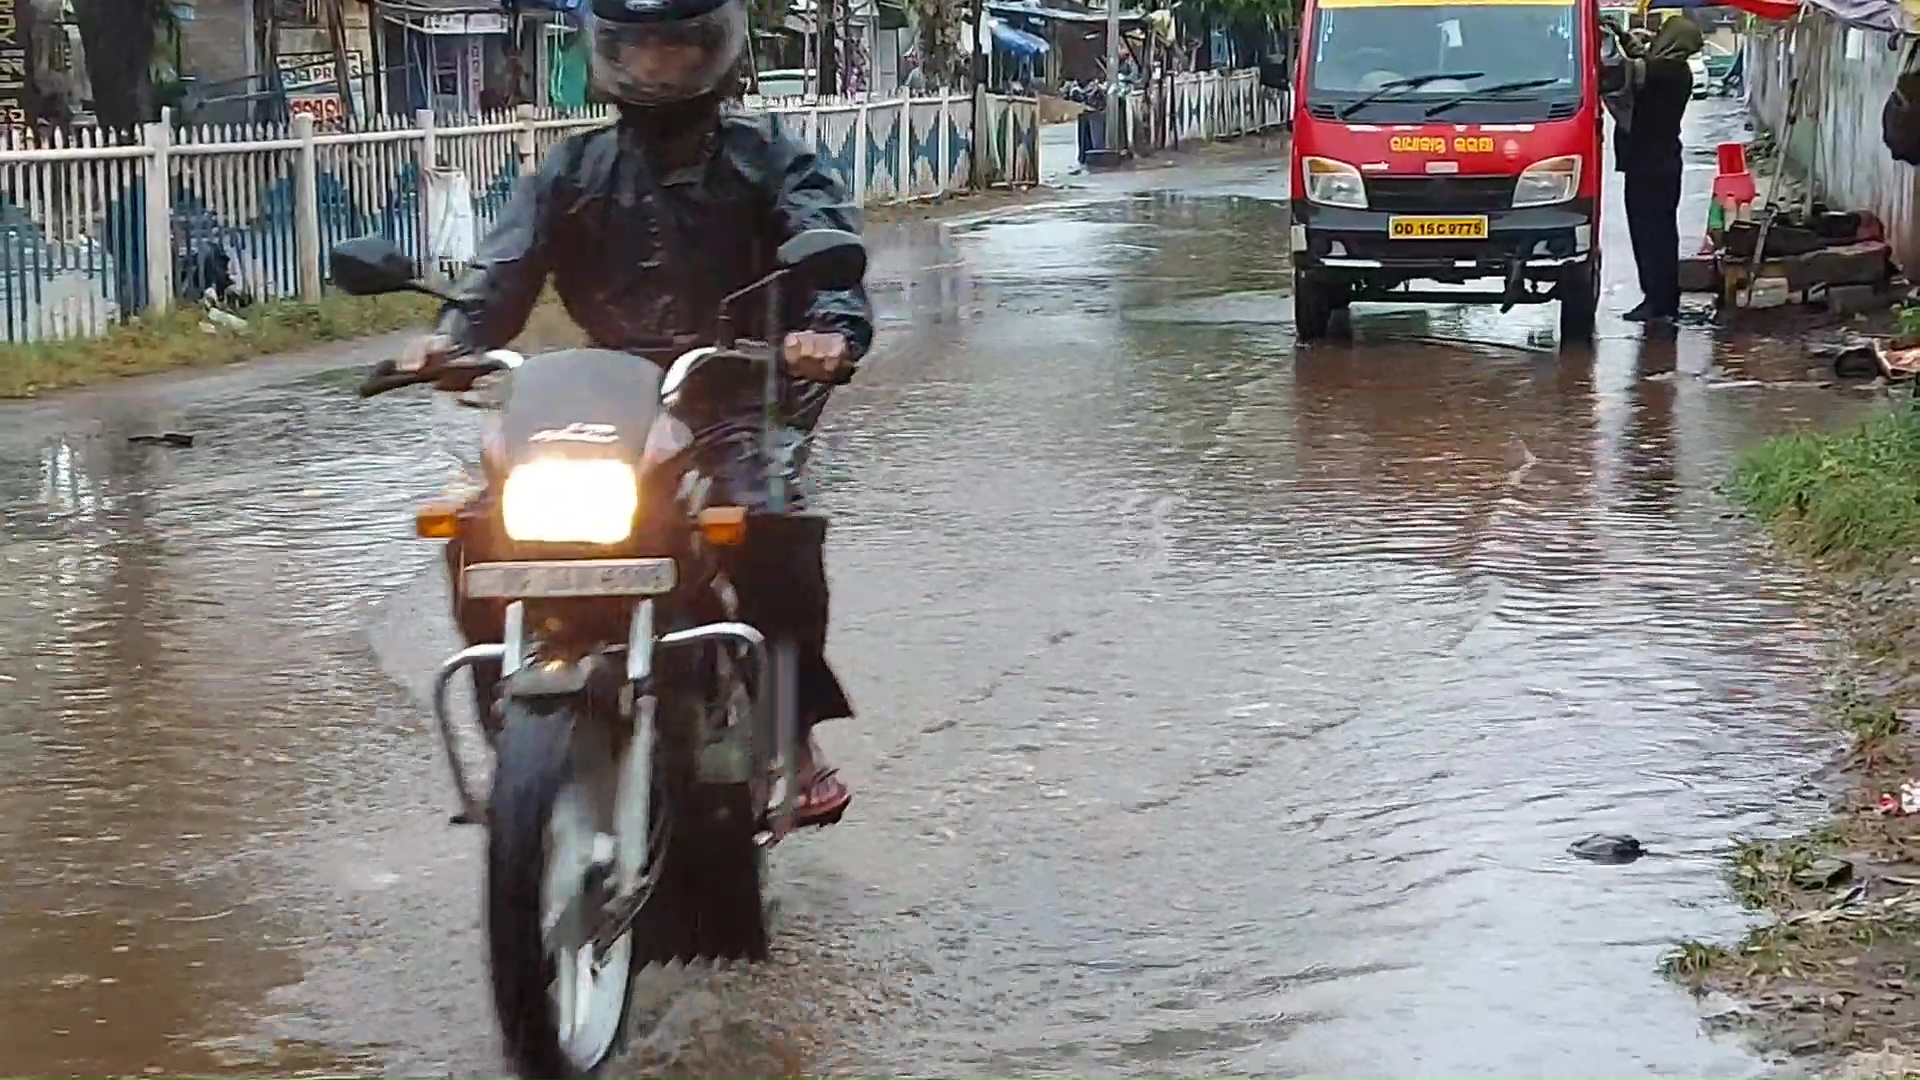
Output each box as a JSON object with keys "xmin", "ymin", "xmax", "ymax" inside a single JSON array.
[
  {"xmin": 783, "ymin": 330, "xmax": 855, "ymax": 384},
  {"xmin": 401, "ymin": 332, "xmax": 460, "ymax": 373}
]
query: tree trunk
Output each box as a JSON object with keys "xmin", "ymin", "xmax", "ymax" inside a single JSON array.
[
  {"xmin": 367, "ymin": 0, "xmax": 387, "ymax": 115},
  {"xmin": 74, "ymin": 0, "xmax": 157, "ymax": 129},
  {"xmin": 817, "ymin": 0, "xmax": 837, "ymax": 95},
  {"xmin": 253, "ymin": 0, "xmax": 281, "ymax": 121},
  {"xmin": 910, "ymin": 0, "xmax": 961, "ymax": 89},
  {"xmin": 323, "ymin": 0, "xmax": 356, "ymax": 122}
]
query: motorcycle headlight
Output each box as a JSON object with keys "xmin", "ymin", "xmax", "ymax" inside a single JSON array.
[
  {"xmin": 1303, "ymin": 156, "xmax": 1367, "ymax": 209},
  {"xmin": 500, "ymin": 458, "xmax": 639, "ymax": 545},
  {"xmin": 1513, "ymin": 155, "xmax": 1582, "ymax": 208}
]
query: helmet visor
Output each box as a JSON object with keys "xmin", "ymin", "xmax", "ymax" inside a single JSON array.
[{"xmin": 588, "ymin": 1, "xmax": 747, "ymax": 104}]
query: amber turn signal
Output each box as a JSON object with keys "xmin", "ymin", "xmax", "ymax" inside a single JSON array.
[
  {"xmin": 414, "ymin": 501, "xmax": 462, "ymax": 539},
  {"xmin": 697, "ymin": 505, "xmax": 748, "ymax": 546}
]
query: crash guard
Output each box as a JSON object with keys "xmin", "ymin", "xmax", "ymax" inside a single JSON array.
[{"xmin": 1287, "ymin": 0, "xmax": 1604, "ymax": 342}]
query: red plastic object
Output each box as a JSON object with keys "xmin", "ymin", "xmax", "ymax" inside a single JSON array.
[
  {"xmin": 1712, "ymin": 173, "xmax": 1758, "ymax": 205},
  {"xmin": 1716, "ymin": 142, "xmax": 1749, "ymax": 176}
]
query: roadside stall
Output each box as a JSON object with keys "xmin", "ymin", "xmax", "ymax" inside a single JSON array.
[{"xmin": 1657, "ymin": 0, "xmax": 1914, "ymax": 315}]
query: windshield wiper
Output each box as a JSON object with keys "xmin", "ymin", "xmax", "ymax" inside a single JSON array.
[
  {"xmin": 1422, "ymin": 78, "xmax": 1563, "ymax": 118},
  {"xmin": 1336, "ymin": 71, "xmax": 1487, "ymax": 120}
]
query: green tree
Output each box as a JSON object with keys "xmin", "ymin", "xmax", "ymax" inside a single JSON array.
[{"xmin": 1168, "ymin": 0, "xmax": 1291, "ymax": 67}]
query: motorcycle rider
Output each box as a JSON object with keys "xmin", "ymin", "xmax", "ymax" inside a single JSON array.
[{"xmin": 399, "ymin": 0, "xmax": 871, "ymax": 828}]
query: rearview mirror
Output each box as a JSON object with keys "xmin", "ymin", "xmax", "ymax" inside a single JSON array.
[
  {"xmin": 776, "ymin": 228, "xmax": 868, "ymax": 290},
  {"xmin": 1258, "ymin": 57, "xmax": 1289, "ymax": 91},
  {"xmin": 330, "ymin": 236, "xmax": 420, "ymax": 296}
]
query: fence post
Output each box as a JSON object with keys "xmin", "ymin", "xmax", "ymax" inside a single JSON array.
[
  {"xmin": 898, "ymin": 97, "xmax": 912, "ymax": 196},
  {"xmin": 416, "ymin": 108, "xmax": 437, "ymax": 274},
  {"xmin": 514, "ymin": 103, "xmax": 537, "ymax": 174},
  {"xmin": 141, "ymin": 109, "xmax": 174, "ymax": 314},
  {"xmin": 938, "ymin": 95, "xmax": 951, "ymax": 193},
  {"xmin": 293, "ymin": 113, "xmax": 324, "ymax": 303},
  {"xmin": 853, "ymin": 103, "xmax": 868, "ymax": 205},
  {"xmin": 1006, "ymin": 98, "xmax": 1021, "ymax": 184}
]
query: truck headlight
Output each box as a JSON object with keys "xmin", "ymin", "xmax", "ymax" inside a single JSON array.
[
  {"xmin": 1513, "ymin": 155, "xmax": 1581, "ymax": 208},
  {"xmin": 501, "ymin": 458, "xmax": 639, "ymax": 545},
  {"xmin": 1303, "ymin": 157, "xmax": 1367, "ymax": 209}
]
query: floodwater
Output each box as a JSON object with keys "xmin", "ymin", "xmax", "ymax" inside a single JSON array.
[{"xmin": 0, "ymin": 99, "xmax": 1885, "ymax": 1078}]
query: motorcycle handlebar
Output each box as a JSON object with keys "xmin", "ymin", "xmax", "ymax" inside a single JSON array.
[{"xmin": 356, "ymin": 340, "xmax": 847, "ymax": 400}]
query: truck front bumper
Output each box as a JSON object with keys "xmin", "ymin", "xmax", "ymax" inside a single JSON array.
[{"xmin": 1290, "ymin": 199, "xmax": 1597, "ymax": 290}]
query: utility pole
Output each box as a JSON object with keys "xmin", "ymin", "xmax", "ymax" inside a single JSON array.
[{"xmin": 1104, "ymin": 0, "xmax": 1120, "ymax": 150}]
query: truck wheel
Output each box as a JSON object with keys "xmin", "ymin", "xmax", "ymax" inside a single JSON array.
[
  {"xmin": 1558, "ymin": 258, "xmax": 1599, "ymax": 344},
  {"xmin": 1294, "ymin": 271, "xmax": 1337, "ymax": 343}
]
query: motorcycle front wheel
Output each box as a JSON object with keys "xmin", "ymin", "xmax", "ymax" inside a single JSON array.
[{"xmin": 486, "ymin": 704, "xmax": 638, "ymax": 1079}]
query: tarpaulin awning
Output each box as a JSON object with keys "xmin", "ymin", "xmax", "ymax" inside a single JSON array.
[
  {"xmin": 986, "ymin": 17, "xmax": 1052, "ymax": 56},
  {"xmin": 1650, "ymin": 0, "xmax": 1920, "ymax": 32},
  {"xmin": 1802, "ymin": 0, "xmax": 1920, "ymax": 31},
  {"xmin": 985, "ymin": 0, "xmax": 1146, "ymax": 24},
  {"xmin": 1643, "ymin": 0, "xmax": 1802, "ymax": 21}
]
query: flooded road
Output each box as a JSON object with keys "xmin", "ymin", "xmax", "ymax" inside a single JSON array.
[{"xmin": 0, "ymin": 99, "xmax": 1884, "ymax": 1078}]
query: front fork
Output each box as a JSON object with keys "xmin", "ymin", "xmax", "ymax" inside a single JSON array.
[{"xmin": 427, "ymin": 599, "xmax": 796, "ymax": 838}]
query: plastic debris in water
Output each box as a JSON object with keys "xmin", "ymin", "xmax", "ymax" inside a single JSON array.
[
  {"xmin": 1569, "ymin": 833, "xmax": 1646, "ymax": 863},
  {"xmin": 1873, "ymin": 781, "xmax": 1920, "ymax": 816},
  {"xmin": 127, "ymin": 433, "xmax": 195, "ymax": 448}
]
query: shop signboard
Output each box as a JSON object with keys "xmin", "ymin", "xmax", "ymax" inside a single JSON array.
[{"xmin": 0, "ymin": 0, "xmax": 26, "ymax": 127}]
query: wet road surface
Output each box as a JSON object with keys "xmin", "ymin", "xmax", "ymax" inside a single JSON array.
[{"xmin": 0, "ymin": 99, "xmax": 1885, "ymax": 1077}]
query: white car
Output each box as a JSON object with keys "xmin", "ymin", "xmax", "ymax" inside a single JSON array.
[{"xmin": 753, "ymin": 68, "xmax": 816, "ymax": 100}]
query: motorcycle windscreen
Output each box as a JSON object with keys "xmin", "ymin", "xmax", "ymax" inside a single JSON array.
[{"xmin": 497, "ymin": 348, "xmax": 665, "ymax": 468}]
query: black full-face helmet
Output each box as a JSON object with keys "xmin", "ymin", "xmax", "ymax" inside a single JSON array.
[{"xmin": 585, "ymin": 0, "xmax": 747, "ymax": 106}]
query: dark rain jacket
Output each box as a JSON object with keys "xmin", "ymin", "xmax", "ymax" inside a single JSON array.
[
  {"xmin": 435, "ymin": 111, "xmax": 875, "ymax": 392},
  {"xmin": 435, "ymin": 112, "xmax": 867, "ymax": 728}
]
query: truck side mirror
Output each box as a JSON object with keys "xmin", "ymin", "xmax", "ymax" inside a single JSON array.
[{"xmin": 1259, "ymin": 57, "xmax": 1289, "ymax": 91}]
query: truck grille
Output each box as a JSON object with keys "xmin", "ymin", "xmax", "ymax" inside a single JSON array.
[
  {"xmin": 1364, "ymin": 176, "xmax": 1517, "ymax": 213},
  {"xmin": 1339, "ymin": 236, "xmax": 1527, "ymax": 262}
]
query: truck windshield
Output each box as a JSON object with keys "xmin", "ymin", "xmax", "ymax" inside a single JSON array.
[{"xmin": 1308, "ymin": 2, "xmax": 1580, "ymax": 118}]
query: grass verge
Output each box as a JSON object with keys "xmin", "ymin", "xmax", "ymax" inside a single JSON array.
[
  {"xmin": 1725, "ymin": 394, "xmax": 1920, "ymax": 567},
  {"xmin": 0, "ymin": 293, "xmax": 440, "ymax": 399},
  {"xmin": 1664, "ymin": 400, "xmax": 1920, "ymax": 1076}
]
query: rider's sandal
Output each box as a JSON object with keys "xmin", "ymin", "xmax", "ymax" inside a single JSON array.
[{"xmin": 794, "ymin": 767, "xmax": 852, "ymax": 828}]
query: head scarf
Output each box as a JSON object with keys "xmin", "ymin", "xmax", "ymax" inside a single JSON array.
[
  {"xmin": 1646, "ymin": 16, "xmax": 1704, "ymax": 60},
  {"xmin": 1601, "ymin": 16, "xmax": 1702, "ymax": 132}
]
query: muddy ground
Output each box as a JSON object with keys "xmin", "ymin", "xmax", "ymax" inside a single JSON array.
[{"xmin": 1662, "ymin": 562, "xmax": 1920, "ymax": 1079}]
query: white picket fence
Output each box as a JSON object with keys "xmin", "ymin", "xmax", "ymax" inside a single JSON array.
[
  {"xmin": 1124, "ymin": 69, "xmax": 1288, "ymax": 155},
  {"xmin": 0, "ymin": 93, "xmax": 1040, "ymax": 344}
]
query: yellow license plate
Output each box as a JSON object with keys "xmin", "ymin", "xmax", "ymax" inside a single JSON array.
[{"xmin": 1388, "ymin": 216, "xmax": 1490, "ymax": 240}]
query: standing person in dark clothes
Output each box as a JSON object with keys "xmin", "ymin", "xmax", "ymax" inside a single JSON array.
[{"xmin": 1603, "ymin": 16, "xmax": 1702, "ymax": 322}]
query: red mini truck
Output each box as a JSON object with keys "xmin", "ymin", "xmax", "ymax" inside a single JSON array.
[{"xmin": 1283, "ymin": 0, "xmax": 1605, "ymax": 342}]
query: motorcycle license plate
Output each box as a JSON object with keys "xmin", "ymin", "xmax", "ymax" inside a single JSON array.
[
  {"xmin": 1388, "ymin": 215, "xmax": 1490, "ymax": 240},
  {"xmin": 464, "ymin": 559, "xmax": 677, "ymax": 600}
]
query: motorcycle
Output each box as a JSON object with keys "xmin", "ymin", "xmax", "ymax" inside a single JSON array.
[{"xmin": 329, "ymin": 227, "xmax": 867, "ymax": 1079}]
